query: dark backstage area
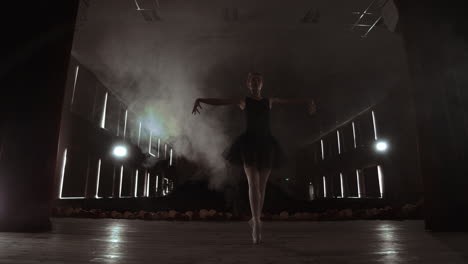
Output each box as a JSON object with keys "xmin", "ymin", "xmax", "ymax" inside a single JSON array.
[{"xmin": 1, "ymin": 0, "xmax": 468, "ymax": 263}]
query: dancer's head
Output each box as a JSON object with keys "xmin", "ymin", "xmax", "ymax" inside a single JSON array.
[{"xmin": 247, "ymin": 72, "xmax": 263, "ymax": 95}]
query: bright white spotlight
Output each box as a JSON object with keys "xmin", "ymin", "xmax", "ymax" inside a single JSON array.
[
  {"xmin": 113, "ymin": 145, "xmax": 128, "ymax": 157},
  {"xmin": 375, "ymin": 141, "xmax": 388, "ymax": 152}
]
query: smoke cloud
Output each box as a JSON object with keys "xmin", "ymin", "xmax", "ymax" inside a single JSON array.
[
  {"xmin": 72, "ymin": 1, "xmax": 252, "ymax": 190},
  {"xmin": 71, "ymin": 0, "xmax": 411, "ymax": 190}
]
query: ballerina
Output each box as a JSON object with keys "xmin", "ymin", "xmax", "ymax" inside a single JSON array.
[{"xmin": 192, "ymin": 72, "xmax": 316, "ymax": 244}]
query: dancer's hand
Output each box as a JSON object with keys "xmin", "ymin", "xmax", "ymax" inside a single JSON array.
[
  {"xmin": 307, "ymin": 100, "xmax": 317, "ymax": 115},
  {"xmin": 192, "ymin": 99, "xmax": 203, "ymax": 115}
]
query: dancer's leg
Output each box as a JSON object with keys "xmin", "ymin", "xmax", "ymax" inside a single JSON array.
[
  {"xmin": 258, "ymin": 166, "xmax": 272, "ymax": 213},
  {"xmin": 243, "ymin": 163, "xmax": 261, "ymax": 244},
  {"xmin": 257, "ymin": 166, "xmax": 272, "ymax": 242}
]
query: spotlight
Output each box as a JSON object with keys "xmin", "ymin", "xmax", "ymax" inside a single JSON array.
[
  {"xmin": 375, "ymin": 140, "xmax": 388, "ymax": 152},
  {"xmin": 113, "ymin": 145, "xmax": 128, "ymax": 158}
]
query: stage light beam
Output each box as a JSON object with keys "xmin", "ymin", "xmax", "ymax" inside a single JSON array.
[
  {"xmin": 375, "ymin": 141, "xmax": 388, "ymax": 152},
  {"xmin": 113, "ymin": 145, "xmax": 128, "ymax": 158}
]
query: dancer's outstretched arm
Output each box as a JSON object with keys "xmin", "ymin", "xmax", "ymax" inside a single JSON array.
[
  {"xmin": 192, "ymin": 98, "xmax": 245, "ymax": 114},
  {"xmin": 269, "ymin": 97, "xmax": 317, "ymax": 115}
]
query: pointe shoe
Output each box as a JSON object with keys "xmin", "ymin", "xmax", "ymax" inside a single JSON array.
[
  {"xmin": 252, "ymin": 234, "xmax": 259, "ymax": 244},
  {"xmin": 252, "ymin": 224, "xmax": 260, "ymax": 244},
  {"xmin": 249, "ymin": 219, "xmax": 261, "ymax": 244}
]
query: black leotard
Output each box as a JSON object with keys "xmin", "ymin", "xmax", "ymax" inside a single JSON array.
[{"xmin": 222, "ymin": 96, "xmax": 285, "ymax": 169}]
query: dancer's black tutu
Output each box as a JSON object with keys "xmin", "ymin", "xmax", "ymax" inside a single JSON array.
[{"xmin": 223, "ymin": 96, "xmax": 285, "ymax": 169}]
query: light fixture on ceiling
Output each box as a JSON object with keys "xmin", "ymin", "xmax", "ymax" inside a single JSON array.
[
  {"xmin": 133, "ymin": 0, "xmax": 161, "ymax": 21},
  {"xmin": 351, "ymin": 0, "xmax": 389, "ymax": 38}
]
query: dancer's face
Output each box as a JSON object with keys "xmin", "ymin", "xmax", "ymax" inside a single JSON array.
[{"xmin": 248, "ymin": 76, "xmax": 263, "ymax": 95}]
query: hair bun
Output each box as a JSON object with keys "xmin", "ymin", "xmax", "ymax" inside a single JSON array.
[{"xmin": 247, "ymin": 72, "xmax": 262, "ymax": 78}]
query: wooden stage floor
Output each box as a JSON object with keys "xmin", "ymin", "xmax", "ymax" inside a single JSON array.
[{"xmin": 1, "ymin": 218, "xmax": 467, "ymax": 263}]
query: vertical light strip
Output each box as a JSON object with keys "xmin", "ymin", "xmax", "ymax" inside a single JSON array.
[
  {"xmin": 156, "ymin": 175, "xmax": 159, "ymax": 191},
  {"xmin": 323, "ymin": 176, "xmax": 327, "ymax": 198},
  {"xmin": 143, "ymin": 170, "xmax": 148, "ymax": 197},
  {"xmin": 155, "ymin": 175, "xmax": 159, "ymax": 194},
  {"xmin": 320, "ymin": 139, "xmax": 324, "ymax": 160},
  {"xmin": 157, "ymin": 138, "xmax": 160, "ymax": 158},
  {"xmin": 148, "ymin": 131, "xmax": 153, "ymax": 155},
  {"xmin": 372, "ymin": 111, "xmax": 378, "ymax": 140},
  {"xmin": 123, "ymin": 110, "xmax": 128, "ymax": 138},
  {"xmin": 352, "ymin": 122, "xmax": 357, "ymax": 148},
  {"xmin": 356, "ymin": 170, "xmax": 361, "ymax": 198},
  {"xmin": 377, "ymin": 165, "xmax": 384, "ymax": 198},
  {"xmin": 309, "ymin": 182, "xmax": 314, "ymax": 200},
  {"xmin": 118, "ymin": 165, "xmax": 124, "ymax": 197},
  {"xmin": 95, "ymin": 159, "xmax": 101, "ymax": 198},
  {"xmin": 164, "ymin": 144, "xmax": 167, "ymax": 159},
  {"xmin": 169, "ymin": 148, "xmax": 173, "ymax": 166},
  {"xmin": 59, "ymin": 149, "xmax": 68, "ymax": 199},
  {"xmin": 340, "ymin": 173, "xmax": 344, "ymax": 198},
  {"xmin": 71, "ymin": 65, "xmax": 79, "ymax": 106},
  {"xmin": 134, "ymin": 170, "xmax": 139, "ymax": 197},
  {"xmin": 146, "ymin": 173, "xmax": 150, "ymax": 197},
  {"xmin": 100, "ymin": 92, "xmax": 108, "ymax": 129},
  {"xmin": 137, "ymin": 122, "xmax": 142, "ymax": 146},
  {"xmin": 337, "ymin": 130, "xmax": 341, "ymax": 154}
]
